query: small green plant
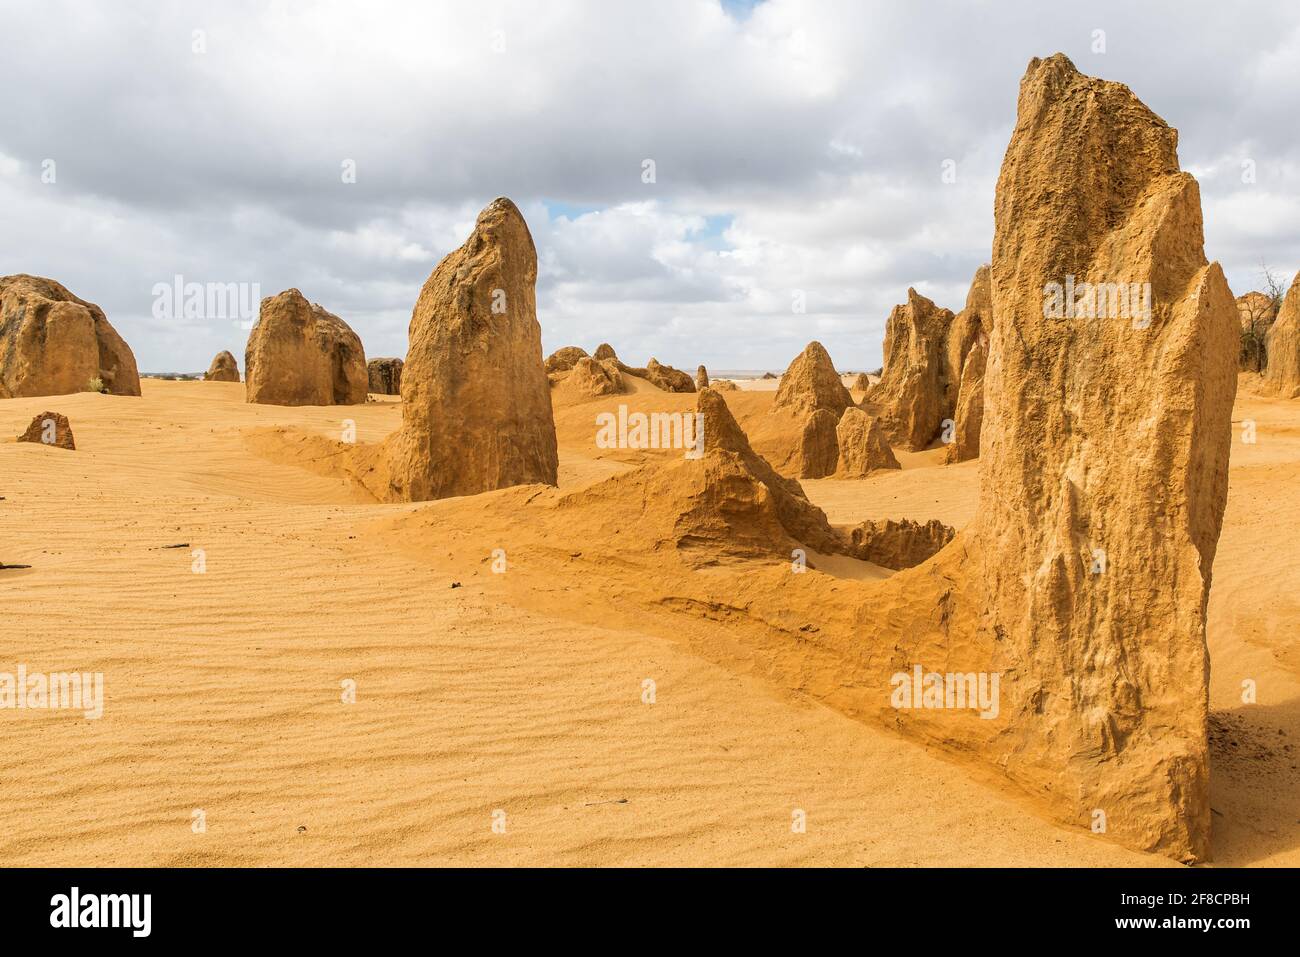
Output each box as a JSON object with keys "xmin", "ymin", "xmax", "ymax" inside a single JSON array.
[{"xmin": 86, "ymin": 376, "xmax": 105, "ymax": 393}]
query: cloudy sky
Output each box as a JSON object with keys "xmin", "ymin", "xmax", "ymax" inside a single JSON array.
[{"xmin": 2, "ymin": 0, "xmax": 1297, "ymax": 373}]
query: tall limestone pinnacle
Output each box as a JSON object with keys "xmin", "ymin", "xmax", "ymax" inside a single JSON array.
[
  {"xmin": 828, "ymin": 53, "xmax": 1237, "ymax": 861},
  {"xmin": 370, "ymin": 197, "xmax": 559, "ymax": 502},
  {"xmin": 974, "ymin": 52, "xmax": 1237, "ymax": 858}
]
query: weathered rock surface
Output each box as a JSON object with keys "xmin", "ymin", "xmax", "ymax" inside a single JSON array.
[
  {"xmin": 797, "ymin": 409, "xmax": 840, "ymax": 478},
  {"xmin": 564, "ymin": 356, "xmax": 624, "ymax": 397},
  {"xmin": 944, "ymin": 265, "xmax": 992, "ymax": 412},
  {"xmin": 866, "ymin": 289, "xmax": 954, "ymax": 450},
  {"xmin": 544, "ymin": 346, "xmax": 588, "ymax": 375},
  {"xmin": 772, "ymin": 341, "xmax": 852, "ymax": 418},
  {"xmin": 17, "ymin": 411, "xmax": 75, "ymax": 450},
  {"xmin": 1263, "ymin": 272, "xmax": 1300, "ymax": 397},
  {"xmin": 850, "ymin": 372, "xmax": 872, "ymax": 391},
  {"xmin": 712, "ymin": 379, "xmax": 739, "ymax": 391},
  {"xmin": 367, "ymin": 198, "xmax": 558, "ymax": 502},
  {"xmin": 245, "ymin": 289, "xmax": 367, "ymax": 406},
  {"xmin": 847, "ymin": 517, "xmax": 953, "ymax": 570},
  {"xmin": 834, "ymin": 407, "xmax": 900, "ymax": 476},
  {"xmin": 945, "ymin": 336, "xmax": 986, "ymax": 463},
  {"xmin": 367, "ymin": 357, "xmax": 404, "ymax": 395},
  {"xmin": 593, "ymin": 343, "xmax": 617, "ymax": 362},
  {"xmin": 205, "ymin": 350, "xmax": 240, "ymax": 382},
  {"xmin": 0, "ymin": 275, "xmax": 141, "ymax": 398},
  {"xmin": 696, "ymin": 365, "xmax": 709, "ymax": 389}
]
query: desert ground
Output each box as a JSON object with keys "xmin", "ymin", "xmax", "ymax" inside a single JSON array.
[{"xmin": 2, "ymin": 374, "xmax": 1296, "ymax": 866}]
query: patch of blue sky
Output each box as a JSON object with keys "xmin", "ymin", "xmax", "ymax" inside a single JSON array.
[{"xmin": 543, "ymin": 200, "xmax": 602, "ymax": 221}]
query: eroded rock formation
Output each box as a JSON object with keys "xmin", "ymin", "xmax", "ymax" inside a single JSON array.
[
  {"xmin": 1263, "ymin": 272, "xmax": 1300, "ymax": 397},
  {"xmin": 643, "ymin": 358, "xmax": 696, "ymax": 393},
  {"xmin": 797, "ymin": 409, "xmax": 839, "ymax": 478},
  {"xmin": 17, "ymin": 411, "xmax": 75, "ymax": 450},
  {"xmin": 367, "ymin": 357, "xmax": 404, "ymax": 395},
  {"xmin": 695, "ymin": 387, "xmax": 842, "ymax": 555},
  {"xmin": 696, "ymin": 365, "xmax": 709, "ymax": 389},
  {"xmin": 245, "ymin": 289, "xmax": 367, "ymax": 406},
  {"xmin": 945, "ymin": 337, "xmax": 986, "ymax": 463},
  {"xmin": 205, "ymin": 351, "xmax": 240, "ymax": 382},
  {"xmin": 835, "ymin": 407, "xmax": 900, "ymax": 476},
  {"xmin": 564, "ymin": 356, "xmax": 623, "ymax": 397},
  {"xmin": 772, "ymin": 341, "xmax": 852, "ymax": 418},
  {"xmin": 866, "ymin": 289, "xmax": 954, "ymax": 450},
  {"xmin": 847, "ymin": 518, "xmax": 953, "ymax": 570},
  {"xmin": 591, "ymin": 345, "xmax": 695, "ymax": 392},
  {"xmin": 544, "ymin": 346, "xmax": 588, "ymax": 375},
  {"xmin": 944, "ymin": 265, "xmax": 992, "ymax": 410},
  {"xmin": 845, "ymin": 53, "xmax": 1237, "ymax": 860},
  {"xmin": 365, "ymin": 198, "xmax": 558, "ymax": 501},
  {"xmin": 0, "ymin": 275, "xmax": 140, "ymax": 398},
  {"xmin": 1237, "ymin": 291, "xmax": 1278, "ymax": 372}
]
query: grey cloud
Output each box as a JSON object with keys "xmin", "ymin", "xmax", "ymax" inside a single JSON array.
[{"xmin": 0, "ymin": 0, "xmax": 1296, "ymax": 373}]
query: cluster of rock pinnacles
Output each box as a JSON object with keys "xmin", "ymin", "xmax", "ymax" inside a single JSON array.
[{"xmin": 8, "ymin": 54, "xmax": 1297, "ymax": 862}]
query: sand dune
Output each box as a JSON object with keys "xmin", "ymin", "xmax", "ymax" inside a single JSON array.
[{"xmin": 2, "ymin": 377, "xmax": 1296, "ymax": 865}]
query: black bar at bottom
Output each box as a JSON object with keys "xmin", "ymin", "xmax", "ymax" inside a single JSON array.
[{"xmin": 0, "ymin": 867, "xmax": 1284, "ymax": 942}]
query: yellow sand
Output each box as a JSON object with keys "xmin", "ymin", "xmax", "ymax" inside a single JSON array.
[{"xmin": 1, "ymin": 377, "xmax": 1296, "ymax": 866}]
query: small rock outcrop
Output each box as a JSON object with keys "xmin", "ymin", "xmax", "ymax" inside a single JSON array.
[
  {"xmin": 367, "ymin": 357, "xmax": 404, "ymax": 395},
  {"xmin": 850, "ymin": 372, "xmax": 872, "ymax": 391},
  {"xmin": 642, "ymin": 358, "xmax": 696, "ymax": 393},
  {"xmin": 1263, "ymin": 272, "xmax": 1300, "ymax": 397},
  {"xmin": 565, "ymin": 356, "xmax": 623, "ymax": 397},
  {"xmin": 544, "ymin": 346, "xmax": 589, "ymax": 375},
  {"xmin": 590, "ymin": 344, "xmax": 694, "ymax": 391},
  {"xmin": 17, "ymin": 411, "xmax": 75, "ymax": 450},
  {"xmin": 835, "ymin": 407, "xmax": 900, "ymax": 476},
  {"xmin": 244, "ymin": 289, "xmax": 367, "ymax": 406},
  {"xmin": 847, "ymin": 518, "xmax": 953, "ymax": 570},
  {"xmin": 204, "ymin": 351, "xmax": 240, "ymax": 382},
  {"xmin": 369, "ymin": 198, "xmax": 558, "ymax": 502},
  {"xmin": 772, "ymin": 341, "xmax": 852, "ymax": 418},
  {"xmin": 0, "ymin": 275, "xmax": 141, "ymax": 398},
  {"xmin": 696, "ymin": 365, "xmax": 709, "ymax": 388},
  {"xmin": 604, "ymin": 355, "xmax": 695, "ymax": 392},
  {"xmin": 696, "ymin": 388, "xmax": 841, "ymax": 555}
]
